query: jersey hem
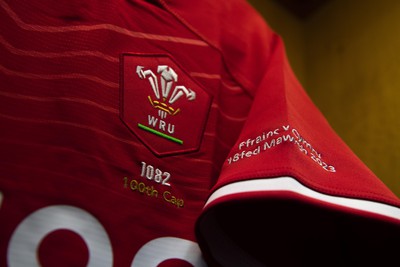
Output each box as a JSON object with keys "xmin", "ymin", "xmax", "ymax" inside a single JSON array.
[{"xmin": 204, "ymin": 176, "xmax": 400, "ymax": 224}]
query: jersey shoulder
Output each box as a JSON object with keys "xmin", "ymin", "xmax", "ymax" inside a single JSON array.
[{"xmin": 161, "ymin": 0, "xmax": 278, "ymax": 94}]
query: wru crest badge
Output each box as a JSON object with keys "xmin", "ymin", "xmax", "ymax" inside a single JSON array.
[{"xmin": 120, "ymin": 54, "xmax": 211, "ymax": 156}]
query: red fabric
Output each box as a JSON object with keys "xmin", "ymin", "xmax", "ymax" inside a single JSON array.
[
  {"xmin": 0, "ymin": 0, "xmax": 220, "ymax": 265},
  {"xmin": 1, "ymin": 0, "xmax": 399, "ymax": 266},
  {"xmin": 214, "ymin": 37, "xmax": 400, "ymax": 206}
]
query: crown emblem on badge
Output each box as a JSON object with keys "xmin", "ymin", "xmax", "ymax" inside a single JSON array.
[{"xmin": 136, "ymin": 65, "xmax": 196, "ymax": 119}]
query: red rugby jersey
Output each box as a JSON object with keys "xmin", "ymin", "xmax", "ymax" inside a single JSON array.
[{"xmin": 1, "ymin": 0, "xmax": 399, "ymax": 266}]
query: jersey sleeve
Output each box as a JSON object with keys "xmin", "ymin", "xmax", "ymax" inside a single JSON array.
[{"xmin": 195, "ymin": 13, "xmax": 400, "ymax": 267}]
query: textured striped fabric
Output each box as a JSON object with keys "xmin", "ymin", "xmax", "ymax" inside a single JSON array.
[{"xmin": 1, "ymin": 0, "xmax": 399, "ymax": 266}]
